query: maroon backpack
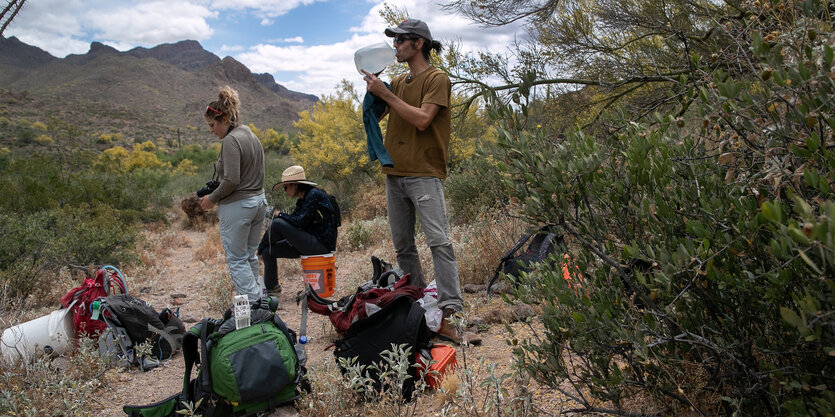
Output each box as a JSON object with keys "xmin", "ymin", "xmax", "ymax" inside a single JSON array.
[
  {"xmin": 60, "ymin": 267, "xmax": 127, "ymax": 339},
  {"xmin": 306, "ymin": 273, "xmax": 422, "ymax": 335}
]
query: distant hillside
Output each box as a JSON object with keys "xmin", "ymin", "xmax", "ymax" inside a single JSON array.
[{"xmin": 0, "ymin": 37, "xmax": 318, "ymax": 148}]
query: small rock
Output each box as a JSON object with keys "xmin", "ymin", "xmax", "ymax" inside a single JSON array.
[
  {"xmin": 137, "ymin": 286, "xmax": 152, "ymax": 294},
  {"xmin": 463, "ymin": 284, "xmax": 486, "ymax": 294},
  {"xmin": 180, "ymin": 314, "xmax": 199, "ymax": 323},
  {"xmin": 50, "ymin": 356, "xmax": 69, "ymax": 372},
  {"xmin": 263, "ymin": 405, "xmax": 301, "ymax": 417},
  {"xmin": 511, "ymin": 303, "xmax": 537, "ymax": 322},
  {"xmin": 468, "ymin": 315, "xmax": 487, "ymax": 330},
  {"xmin": 171, "ymin": 298, "xmax": 185, "ymax": 306},
  {"xmin": 170, "ymin": 292, "xmax": 187, "ymax": 299}
]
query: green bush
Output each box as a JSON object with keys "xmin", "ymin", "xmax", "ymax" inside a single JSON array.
[
  {"xmin": 0, "ymin": 205, "xmax": 138, "ymax": 303},
  {"xmin": 446, "ymin": 147, "xmax": 509, "ymax": 224},
  {"xmin": 492, "ymin": 0, "xmax": 835, "ymax": 414},
  {"xmin": 344, "ymin": 221, "xmax": 372, "ymax": 250}
]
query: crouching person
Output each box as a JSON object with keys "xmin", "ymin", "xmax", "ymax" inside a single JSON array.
[{"xmin": 257, "ymin": 165, "xmax": 337, "ymax": 295}]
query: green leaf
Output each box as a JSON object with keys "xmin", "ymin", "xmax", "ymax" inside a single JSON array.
[
  {"xmin": 780, "ymin": 307, "xmax": 803, "ymax": 328},
  {"xmin": 798, "ymin": 249, "xmax": 823, "ymax": 274},
  {"xmin": 807, "ymin": 134, "xmax": 820, "ymax": 152},
  {"xmin": 804, "ymin": 168, "xmax": 820, "ymax": 189},
  {"xmin": 788, "ymin": 226, "xmax": 811, "ymax": 246},
  {"xmin": 761, "ymin": 201, "xmax": 783, "ymax": 223}
]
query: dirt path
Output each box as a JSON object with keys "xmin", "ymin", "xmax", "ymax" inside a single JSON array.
[{"xmin": 91, "ymin": 213, "xmax": 557, "ymax": 416}]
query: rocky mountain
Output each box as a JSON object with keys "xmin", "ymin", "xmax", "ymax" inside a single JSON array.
[{"xmin": 0, "ymin": 36, "xmax": 318, "ymax": 142}]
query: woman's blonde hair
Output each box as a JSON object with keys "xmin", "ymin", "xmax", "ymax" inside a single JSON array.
[{"xmin": 205, "ymin": 85, "xmax": 241, "ymax": 127}]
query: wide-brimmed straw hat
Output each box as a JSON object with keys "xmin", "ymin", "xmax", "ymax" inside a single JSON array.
[{"xmin": 271, "ymin": 165, "xmax": 318, "ymax": 191}]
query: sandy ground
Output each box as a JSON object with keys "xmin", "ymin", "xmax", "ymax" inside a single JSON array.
[{"xmin": 87, "ymin": 211, "xmax": 567, "ymax": 416}]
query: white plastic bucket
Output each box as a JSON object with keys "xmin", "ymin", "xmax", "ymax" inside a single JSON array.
[{"xmin": 1, "ymin": 308, "xmax": 75, "ymax": 364}]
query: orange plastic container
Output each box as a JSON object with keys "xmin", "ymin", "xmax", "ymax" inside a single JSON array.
[
  {"xmin": 300, "ymin": 253, "xmax": 335, "ymax": 298},
  {"xmin": 416, "ymin": 344, "xmax": 457, "ymax": 389}
]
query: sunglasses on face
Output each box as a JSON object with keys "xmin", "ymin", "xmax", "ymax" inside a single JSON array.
[{"xmin": 393, "ymin": 35, "xmax": 418, "ymax": 45}]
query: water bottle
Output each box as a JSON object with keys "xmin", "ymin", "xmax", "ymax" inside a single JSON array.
[{"xmin": 354, "ymin": 42, "xmax": 396, "ymax": 76}]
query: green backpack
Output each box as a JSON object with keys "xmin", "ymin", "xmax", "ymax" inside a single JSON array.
[{"xmin": 123, "ymin": 300, "xmax": 304, "ymax": 417}]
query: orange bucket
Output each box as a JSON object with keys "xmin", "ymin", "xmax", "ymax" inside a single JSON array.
[{"xmin": 300, "ymin": 253, "xmax": 335, "ymax": 298}]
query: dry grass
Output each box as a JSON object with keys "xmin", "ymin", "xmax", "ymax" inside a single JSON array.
[
  {"xmin": 192, "ymin": 225, "xmax": 223, "ymax": 263},
  {"xmin": 346, "ymin": 182, "xmax": 387, "ymax": 221},
  {"xmin": 455, "ymin": 214, "xmax": 527, "ymax": 286}
]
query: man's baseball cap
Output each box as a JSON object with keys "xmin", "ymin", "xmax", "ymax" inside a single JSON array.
[{"xmin": 385, "ymin": 18, "xmax": 433, "ymax": 41}]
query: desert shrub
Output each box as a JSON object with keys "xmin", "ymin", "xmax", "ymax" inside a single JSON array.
[
  {"xmin": 492, "ymin": 1, "xmax": 835, "ymax": 414},
  {"xmin": 17, "ymin": 126, "xmax": 35, "ymax": 144},
  {"xmin": 292, "ymin": 87, "xmax": 375, "ymax": 191},
  {"xmin": 0, "ymin": 205, "xmax": 138, "ymax": 303},
  {"xmin": 344, "ymin": 221, "xmax": 373, "ymax": 251},
  {"xmin": 175, "ymin": 158, "xmax": 197, "ymax": 175},
  {"xmin": 97, "ymin": 133, "xmax": 113, "ymax": 144},
  {"xmin": 0, "ymin": 336, "xmax": 108, "ymax": 416},
  {"xmin": 31, "ymin": 121, "xmax": 47, "ymax": 131},
  {"xmin": 445, "ymin": 148, "xmax": 509, "ymax": 224},
  {"xmin": 0, "ymin": 147, "xmax": 9, "ymax": 170},
  {"xmin": 250, "ymin": 124, "xmax": 291, "ymax": 154},
  {"xmin": 33, "ymin": 134, "xmax": 54, "ymax": 145},
  {"xmin": 135, "ymin": 140, "xmax": 156, "ymax": 152}
]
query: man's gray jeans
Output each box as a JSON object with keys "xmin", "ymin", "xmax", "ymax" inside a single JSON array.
[{"xmin": 386, "ymin": 175, "xmax": 463, "ymax": 312}]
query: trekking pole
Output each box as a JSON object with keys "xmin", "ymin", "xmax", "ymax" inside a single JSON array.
[{"xmin": 296, "ymin": 285, "xmax": 310, "ymax": 367}]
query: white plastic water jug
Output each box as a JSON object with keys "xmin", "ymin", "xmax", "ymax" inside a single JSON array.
[
  {"xmin": 1, "ymin": 308, "xmax": 75, "ymax": 364},
  {"xmin": 354, "ymin": 42, "xmax": 396, "ymax": 75}
]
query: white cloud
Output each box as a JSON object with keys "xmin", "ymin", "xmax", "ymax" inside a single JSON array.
[
  {"xmin": 5, "ymin": 0, "xmax": 217, "ymax": 56},
  {"xmin": 210, "ymin": 0, "xmax": 324, "ymax": 18},
  {"xmin": 236, "ymin": 34, "xmax": 379, "ymax": 97},
  {"xmin": 4, "ymin": 0, "xmax": 89, "ymax": 56},
  {"xmin": 220, "ymin": 44, "xmax": 245, "ymax": 53},
  {"xmin": 86, "ymin": 2, "xmax": 216, "ymax": 46},
  {"xmin": 236, "ymin": 0, "xmax": 527, "ymax": 96}
]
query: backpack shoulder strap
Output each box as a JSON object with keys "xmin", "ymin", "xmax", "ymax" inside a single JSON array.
[
  {"xmin": 198, "ymin": 319, "xmax": 219, "ymax": 396},
  {"xmin": 487, "ymin": 231, "xmax": 535, "ymax": 295},
  {"xmin": 181, "ymin": 323, "xmax": 203, "ymax": 401}
]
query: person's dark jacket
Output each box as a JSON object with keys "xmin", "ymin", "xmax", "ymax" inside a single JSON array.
[{"xmin": 278, "ymin": 187, "xmax": 338, "ymax": 251}]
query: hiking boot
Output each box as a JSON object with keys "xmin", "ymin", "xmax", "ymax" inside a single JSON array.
[
  {"xmin": 266, "ymin": 285, "xmax": 282, "ymax": 296},
  {"xmin": 436, "ymin": 310, "xmax": 482, "ymax": 346}
]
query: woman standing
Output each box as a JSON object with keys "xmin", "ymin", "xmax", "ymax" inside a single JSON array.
[
  {"xmin": 257, "ymin": 165, "xmax": 337, "ymax": 295},
  {"xmin": 200, "ymin": 86, "xmax": 267, "ymax": 303}
]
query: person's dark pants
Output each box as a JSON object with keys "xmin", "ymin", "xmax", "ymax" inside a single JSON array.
[{"xmin": 257, "ymin": 218, "xmax": 329, "ymax": 290}]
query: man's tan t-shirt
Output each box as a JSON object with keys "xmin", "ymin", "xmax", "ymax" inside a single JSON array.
[{"xmin": 382, "ymin": 67, "xmax": 451, "ymax": 179}]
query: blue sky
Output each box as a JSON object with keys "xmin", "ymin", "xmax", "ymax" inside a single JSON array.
[{"xmin": 5, "ymin": 0, "xmax": 526, "ymax": 97}]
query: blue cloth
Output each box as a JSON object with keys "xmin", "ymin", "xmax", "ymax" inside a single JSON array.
[{"xmin": 362, "ymin": 82, "xmax": 394, "ymax": 168}]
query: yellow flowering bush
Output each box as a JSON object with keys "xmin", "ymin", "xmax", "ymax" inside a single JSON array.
[
  {"xmin": 34, "ymin": 134, "xmax": 54, "ymax": 146},
  {"xmin": 175, "ymin": 158, "xmax": 198, "ymax": 175},
  {"xmin": 136, "ymin": 140, "xmax": 156, "ymax": 152},
  {"xmin": 94, "ymin": 145, "xmax": 170, "ymax": 172},
  {"xmin": 292, "ymin": 93, "xmax": 372, "ymax": 185}
]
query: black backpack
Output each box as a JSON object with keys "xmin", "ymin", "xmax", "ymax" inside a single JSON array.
[
  {"xmin": 327, "ymin": 192, "xmax": 341, "ymax": 228},
  {"xmin": 95, "ymin": 294, "xmax": 185, "ymax": 370},
  {"xmin": 333, "ymin": 294, "xmax": 431, "ymax": 401},
  {"xmin": 487, "ymin": 226, "xmax": 564, "ymax": 295}
]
